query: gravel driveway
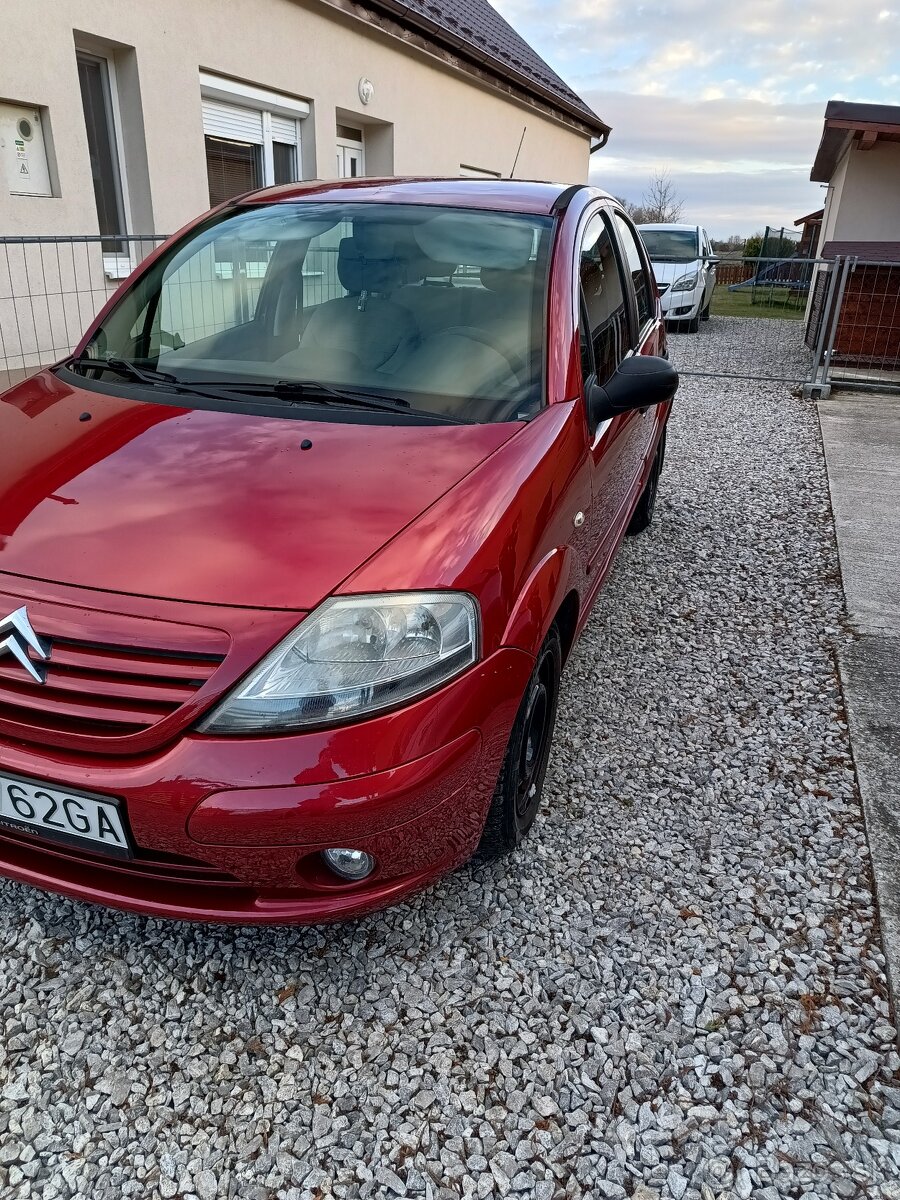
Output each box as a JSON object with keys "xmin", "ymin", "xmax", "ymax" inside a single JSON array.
[{"xmin": 2, "ymin": 317, "xmax": 900, "ymax": 1200}]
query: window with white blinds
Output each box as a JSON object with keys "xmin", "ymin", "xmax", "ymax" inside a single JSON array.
[{"xmin": 200, "ymin": 75, "xmax": 307, "ymax": 205}]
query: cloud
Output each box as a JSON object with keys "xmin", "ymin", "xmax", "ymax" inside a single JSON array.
[
  {"xmin": 584, "ymin": 92, "xmax": 824, "ymax": 167},
  {"xmin": 491, "ymin": 0, "xmax": 896, "ymax": 234},
  {"xmin": 594, "ymin": 163, "xmax": 825, "ymax": 239},
  {"xmin": 580, "ymin": 92, "xmax": 825, "ymax": 236},
  {"xmin": 497, "ymin": 0, "xmax": 900, "ymax": 106}
]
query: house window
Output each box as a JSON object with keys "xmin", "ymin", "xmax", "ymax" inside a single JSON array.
[
  {"xmin": 336, "ymin": 126, "xmax": 364, "ymax": 179},
  {"xmin": 199, "ymin": 73, "xmax": 308, "ymax": 205},
  {"xmin": 272, "ymin": 141, "xmax": 295, "ymax": 186},
  {"xmin": 205, "ymin": 137, "xmax": 261, "ymax": 208},
  {"xmin": 77, "ymin": 51, "xmax": 126, "ymax": 241}
]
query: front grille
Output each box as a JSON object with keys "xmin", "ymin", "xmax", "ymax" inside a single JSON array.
[
  {"xmin": 0, "ymin": 639, "xmax": 222, "ymax": 737},
  {"xmin": 0, "ymin": 590, "xmax": 229, "ymax": 752}
]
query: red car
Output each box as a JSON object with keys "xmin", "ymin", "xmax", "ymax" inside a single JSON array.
[{"xmin": 0, "ymin": 178, "xmax": 676, "ymax": 923}]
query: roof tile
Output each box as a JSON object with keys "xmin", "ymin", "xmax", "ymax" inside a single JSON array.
[{"xmin": 362, "ymin": 0, "xmax": 607, "ymax": 133}]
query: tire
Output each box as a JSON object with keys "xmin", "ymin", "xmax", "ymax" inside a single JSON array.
[
  {"xmin": 700, "ymin": 297, "xmax": 711, "ymax": 321},
  {"xmin": 626, "ymin": 428, "xmax": 666, "ymax": 536},
  {"xmin": 687, "ymin": 310, "xmax": 701, "ymax": 333},
  {"xmin": 476, "ymin": 626, "xmax": 562, "ymax": 860}
]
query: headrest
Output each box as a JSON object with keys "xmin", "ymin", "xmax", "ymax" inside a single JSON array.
[
  {"xmin": 414, "ymin": 214, "xmax": 534, "ymax": 269},
  {"xmin": 480, "ymin": 265, "xmax": 535, "ymax": 294},
  {"xmin": 337, "ymin": 235, "xmax": 406, "ymax": 295},
  {"xmin": 409, "ymin": 254, "xmax": 457, "ymax": 282}
]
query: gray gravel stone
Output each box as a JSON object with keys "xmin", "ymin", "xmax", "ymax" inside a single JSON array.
[{"xmin": 0, "ymin": 319, "xmax": 898, "ymax": 1198}]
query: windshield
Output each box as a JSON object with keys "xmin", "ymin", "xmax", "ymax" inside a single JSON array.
[
  {"xmin": 79, "ymin": 202, "xmax": 554, "ymax": 424},
  {"xmin": 638, "ymin": 229, "xmax": 699, "ymax": 264}
]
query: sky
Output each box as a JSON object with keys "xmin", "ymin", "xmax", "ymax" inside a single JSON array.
[{"xmin": 492, "ymin": 0, "xmax": 900, "ymax": 237}]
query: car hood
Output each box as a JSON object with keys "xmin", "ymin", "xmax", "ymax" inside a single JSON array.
[
  {"xmin": 0, "ymin": 372, "xmax": 518, "ymax": 609},
  {"xmin": 650, "ymin": 258, "xmax": 702, "ymax": 286}
]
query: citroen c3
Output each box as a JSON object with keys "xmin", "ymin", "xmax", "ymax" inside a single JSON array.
[{"xmin": 0, "ymin": 178, "xmax": 677, "ymax": 923}]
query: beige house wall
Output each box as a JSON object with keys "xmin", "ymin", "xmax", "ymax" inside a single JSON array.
[
  {"xmin": 817, "ymin": 140, "xmax": 900, "ymax": 253},
  {"xmin": 1, "ymin": 0, "xmax": 591, "ymax": 239},
  {"xmin": 0, "ymin": 0, "xmax": 591, "ymax": 380}
]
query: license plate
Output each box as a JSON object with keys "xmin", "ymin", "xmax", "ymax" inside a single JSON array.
[{"xmin": 0, "ymin": 771, "xmax": 133, "ymax": 859}]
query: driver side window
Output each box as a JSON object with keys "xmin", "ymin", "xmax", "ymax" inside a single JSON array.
[{"xmin": 578, "ymin": 213, "xmax": 629, "ymax": 388}]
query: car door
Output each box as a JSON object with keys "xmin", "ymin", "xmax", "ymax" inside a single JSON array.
[{"xmin": 577, "ymin": 207, "xmax": 658, "ymax": 576}]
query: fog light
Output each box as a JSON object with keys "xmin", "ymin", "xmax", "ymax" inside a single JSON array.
[{"xmin": 322, "ymin": 847, "xmax": 376, "ymax": 881}]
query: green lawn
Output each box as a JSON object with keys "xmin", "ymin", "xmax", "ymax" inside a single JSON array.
[{"xmin": 710, "ymin": 286, "xmax": 805, "ymax": 320}]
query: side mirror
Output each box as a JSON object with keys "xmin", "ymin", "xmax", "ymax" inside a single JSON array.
[
  {"xmin": 589, "ymin": 355, "xmax": 679, "ymax": 425},
  {"xmin": 706, "ymin": 254, "xmax": 720, "ymax": 264}
]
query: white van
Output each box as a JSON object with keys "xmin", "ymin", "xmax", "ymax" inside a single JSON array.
[{"xmin": 637, "ymin": 223, "xmax": 718, "ymax": 333}]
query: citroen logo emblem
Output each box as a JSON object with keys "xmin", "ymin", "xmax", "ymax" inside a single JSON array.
[{"xmin": 0, "ymin": 607, "xmax": 52, "ymax": 684}]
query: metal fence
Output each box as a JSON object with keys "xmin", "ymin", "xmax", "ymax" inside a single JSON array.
[
  {"xmin": 0, "ymin": 234, "xmax": 166, "ymax": 392},
  {"xmin": 806, "ymin": 257, "xmax": 900, "ymax": 391},
  {"xmin": 672, "ymin": 254, "xmax": 900, "ymax": 395},
  {"xmin": 669, "ymin": 257, "xmax": 821, "ymax": 384},
  {"xmin": 2, "ymin": 236, "xmax": 898, "ymax": 398}
]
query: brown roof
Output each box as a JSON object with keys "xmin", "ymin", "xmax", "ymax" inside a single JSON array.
[
  {"xmin": 821, "ymin": 240, "xmax": 900, "ymax": 263},
  {"xmin": 347, "ymin": 0, "xmax": 609, "ymax": 137},
  {"xmin": 811, "ymin": 100, "xmax": 900, "ymax": 181},
  {"xmin": 794, "ymin": 208, "xmax": 823, "ymax": 227}
]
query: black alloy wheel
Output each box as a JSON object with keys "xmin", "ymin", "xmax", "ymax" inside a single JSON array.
[
  {"xmin": 476, "ymin": 625, "xmax": 562, "ymax": 859},
  {"xmin": 626, "ymin": 428, "xmax": 666, "ymax": 536}
]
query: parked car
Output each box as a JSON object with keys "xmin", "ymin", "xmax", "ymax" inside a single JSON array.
[
  {"xmin": 637, "ymin": 223, "xmax": 718, "ymax": 332},
  {"xmin": 0, "ymin": 178, "xmax": 677, "ymax": 924}
]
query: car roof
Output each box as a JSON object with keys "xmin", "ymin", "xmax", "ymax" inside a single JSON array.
[{"xmin": 236, "ymin": 176, "xmax": 615, "ymax": 217}]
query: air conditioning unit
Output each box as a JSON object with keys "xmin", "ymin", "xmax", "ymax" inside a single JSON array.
[{"xmin": 0, "ymin": 103, "xmax": 53, "ymax": 197}]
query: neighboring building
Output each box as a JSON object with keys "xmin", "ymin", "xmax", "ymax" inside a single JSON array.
[
  {"xmin": 812, "ymin": 101, "xmax": 900, "ymax": 254},
  {"xmin": 0, "ymin": 0, "xmax": 608, "ymax": 240},
  {"xmin": 805, "ymin": 101, "xmax": 900, "ymax": 378},
  {"xmin": 793, "ymin": 208, "xmax": 823, "ymax": 257}
]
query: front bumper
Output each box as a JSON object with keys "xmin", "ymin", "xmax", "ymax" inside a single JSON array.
[
  {"xmin": 0, "ymin": 647, "xmax": 535, "ymax": 923},
  {"xmin": 659, "ymin": 286, "xmax": 703, "ymax": 320}
]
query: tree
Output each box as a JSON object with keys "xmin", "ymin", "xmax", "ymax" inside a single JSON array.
[
  {"xmin": 711, "ymin": 234, "xmax": 745, "ymax": 252},
  {"xmin": 640, "ymin": 171, "xmax": 684, "ymax": 223},
  {"xmin": 743, "ymin": 232, "xmax": 764, "ymax": 259},
  {"xmin": 614, "ymin": 171, "xmax": 684, "ymax": 224}
]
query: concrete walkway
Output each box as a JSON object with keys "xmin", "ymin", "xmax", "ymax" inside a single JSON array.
[{"xmin": 819, "ymin": 391, "xmax": 900, "ymax": 1002}]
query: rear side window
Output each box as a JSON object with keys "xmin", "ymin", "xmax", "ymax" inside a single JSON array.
[
  {"xmin": 613, "ymin": 213, "xmax": 654, "ymax": 329},
  {"xmin": 579, "ymin": 213, "xmax": 629, "ymax": 387}
]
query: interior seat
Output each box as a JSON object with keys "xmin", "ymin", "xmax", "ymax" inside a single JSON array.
[
  {"xmin": 393, "ymin": 256, "xmax": 468, "ymax": 338},
  {"xmin": 282, "ymin": 228, "xmax": 415, "ymax": 373},
  {"xmin": 469, "ymin": 265, "xmax": 539, "ymax": 376}
]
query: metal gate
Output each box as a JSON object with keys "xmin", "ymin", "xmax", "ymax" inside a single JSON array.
[{"xmin": 671, "ymin": 254, "xmax": 900, "ymax": 396}]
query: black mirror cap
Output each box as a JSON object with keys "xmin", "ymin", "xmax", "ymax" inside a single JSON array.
[{"xmin": 590, "ymin": 354, "xmax": 679, "ymax": 423}]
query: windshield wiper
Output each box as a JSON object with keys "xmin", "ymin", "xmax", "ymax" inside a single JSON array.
[
  {"xmin": 271, "ymin": 379, "xmax": 413, "ymax": 413},
  {"xmin": 181, "ymin": 377, "xmax": 415, "ymax": 414},
  {"xmin": 61, "ymin": 359, "xmax": 471, "ymax": 423},
  {"xmin": 266, "ymin": 380, "xmax": 476, "ymax": 423},
  {"xmin": 63, "ymin": 354, "xmax": 179, "ymax": 385}
]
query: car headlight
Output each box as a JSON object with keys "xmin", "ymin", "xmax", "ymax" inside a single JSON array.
[
  {"xmin": 198, "ymin": 592, "xmax": 480, "ymax": 733},
  {"xmin": 671, "ymin": 273, "xmax": 699, "ymax": 293}
]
